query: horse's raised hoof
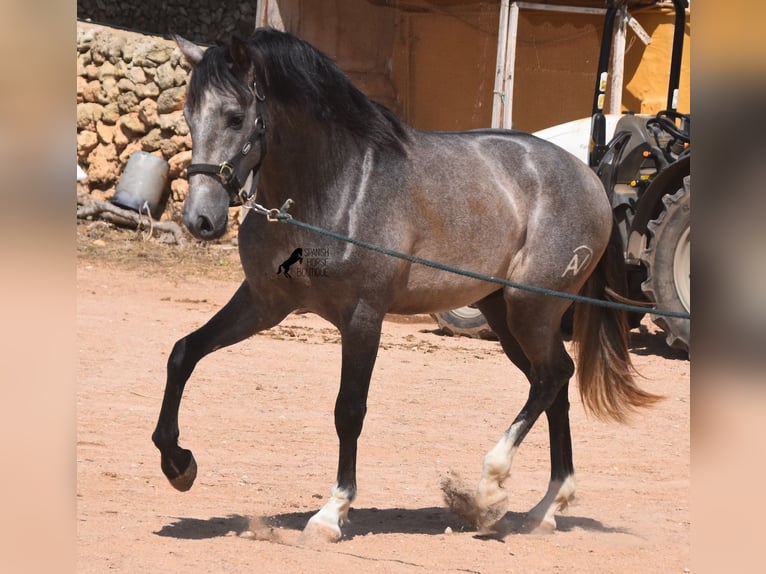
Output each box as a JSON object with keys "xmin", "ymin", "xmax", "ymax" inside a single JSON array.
[
  {"xmin": 441, "ymin": 473, "xmax": 507, "ymax": 533},
  {"xmin": 161, "ymin": 448, "xmax": 198, "ymax": 492},
  {"xmin": 169, "ymin": 454, "xmax": 197, "ymax": 491}
]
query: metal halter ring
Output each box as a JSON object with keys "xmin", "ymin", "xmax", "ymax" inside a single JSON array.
[
  {"xmin": 218, "ymin": 162, "xmax": 235, "ymax": 180},
  {"xmin": 266, "ymin": 208, "xmax": 281, "ymax": 222},
  {"xmin": 238, "ymin": 186, "xmax": 253, "ymax": 206},
  {"xmin": 253, "ymin": 80, "xmax": 266, "ymax": 102}
]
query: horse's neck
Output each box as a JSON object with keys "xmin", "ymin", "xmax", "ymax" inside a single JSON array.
[{"xmin": 261, "ymin": 110, "xmax": 365, "ymax": 206}]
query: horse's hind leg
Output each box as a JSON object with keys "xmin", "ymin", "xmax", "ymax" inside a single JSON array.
[
  {"xmin": 457, "ymin": 291, "xmax": 574, "ymax": 533},
  {"xmin": 302, "ymin": 303, "xmax": 383, "ymax": 543},
  {"xmin": 525, "ymin": 384, "xmax": 576, "ymax": 532},
  {"xmin": 475, "ymin": 291, "xmax": 530, "ymax": 374},
  {"xmin": 152, "ymin": 281, "xmax": 291, "ymax": 491}
]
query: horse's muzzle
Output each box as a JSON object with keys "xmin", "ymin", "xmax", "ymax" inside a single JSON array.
[{"xmin": 182, "ymin": 185, "xmax": 230, "ymax": 240}]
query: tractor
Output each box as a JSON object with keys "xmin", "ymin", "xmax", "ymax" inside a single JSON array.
[{"xmin": 434, "ymin": 0, "xmax": 690, "ymax": 354}]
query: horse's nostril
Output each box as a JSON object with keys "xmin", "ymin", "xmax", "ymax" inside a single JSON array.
[
  {"xmin": 183, "ymin": 208, "xmax": 226, "ymax": 240},
  {"xmin": 198, "ymin": 215, "xmax": 214, "ymax": 235}
]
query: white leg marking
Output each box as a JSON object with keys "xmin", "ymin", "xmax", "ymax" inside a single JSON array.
[
  {"xmin": 470, "ymin": 422, "xmax": 525, "ymax": 529},
  {"xmin": 527, "ymin": 474, "xmax": 576, "ymax": 532},
  {"xmin": 302, "ymin": 484, "xmax": 352, "ymax": 543}
]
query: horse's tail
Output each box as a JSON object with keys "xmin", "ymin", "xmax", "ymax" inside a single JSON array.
[{"xmin": 572, "ymin": 224, "xmax": 662, "ymax": 422}]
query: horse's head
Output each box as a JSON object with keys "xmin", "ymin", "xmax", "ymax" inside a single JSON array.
[{"xmin": 176, "ymin": 35, "xmax": 267, "ymax": 240}]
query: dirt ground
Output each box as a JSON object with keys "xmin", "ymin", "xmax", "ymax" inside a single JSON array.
[{"xmin": 76, "ymin": 226, "xmax": 690, "ymax": 574}]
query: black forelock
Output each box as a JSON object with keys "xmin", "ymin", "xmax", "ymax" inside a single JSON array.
[{"xmin": 186, "ymin": 44, "xmax": 252, "ymax": 111}]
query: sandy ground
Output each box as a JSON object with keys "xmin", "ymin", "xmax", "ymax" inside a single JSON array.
[{"xmin": 76, "ymin": 248, "xmax": 689, "ymax": 573}]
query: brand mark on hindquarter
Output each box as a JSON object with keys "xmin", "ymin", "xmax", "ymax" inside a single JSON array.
[{"xmin": 561, "ymin": 245, "xmax": 593, "ymax": 278}]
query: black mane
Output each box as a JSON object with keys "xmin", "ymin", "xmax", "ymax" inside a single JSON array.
[{"xmin": 187, "ymin": 28, "xmax": 410, "ymax": 153}]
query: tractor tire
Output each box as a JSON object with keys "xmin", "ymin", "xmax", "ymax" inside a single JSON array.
[
  {"xmin": 431, "ymin": 307, "xmax": 496, "ymax": 340},
  {"xmin": 640, "ymin": 177, "xmax": 690, "ymax": 353}
]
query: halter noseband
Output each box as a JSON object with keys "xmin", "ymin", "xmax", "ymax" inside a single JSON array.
[{"xmin": 186, "ymin": 81, "xmax": 267, "ymax": 207}]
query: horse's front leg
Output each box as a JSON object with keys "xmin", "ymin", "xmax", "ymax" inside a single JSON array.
[
  {"xmin": 151, "ymin": 281, "xmax": 290, "ymax": 491},
  {"xmin": 302, "ymin": 304, "xmax": 383, "ymax": 542}
]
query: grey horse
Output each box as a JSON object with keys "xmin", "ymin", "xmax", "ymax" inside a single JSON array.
[{"xmin": 152, "ymin": 29, "xmax": 658, "ymax": 542}]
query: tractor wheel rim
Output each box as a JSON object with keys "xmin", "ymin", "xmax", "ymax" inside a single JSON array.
[
  {"xmin": 451, "ymin": 306, "xmax": 483, "ymax": 320},
  {"xmin": 673, "ymin": 225, "xmax": 691, "ymax": 313}
]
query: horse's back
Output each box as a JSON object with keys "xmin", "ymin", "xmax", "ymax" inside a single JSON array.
[
  {"xmin": 411, "ymin": 129, "xmax": 605, "ymax": 210},
  {"xmin": 406, "ymin": 128, "xmax": 611, "ymax": 253}
]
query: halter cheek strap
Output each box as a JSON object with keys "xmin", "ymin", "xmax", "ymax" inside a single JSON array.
[{"xmin": 186, "ymin": 81, "xmax": 268, "ymax": 207}]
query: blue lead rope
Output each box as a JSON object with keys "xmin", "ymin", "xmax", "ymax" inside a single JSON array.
[{"xmin": 247, "ymin": 198, "xmax": 690, "ymax": 320}]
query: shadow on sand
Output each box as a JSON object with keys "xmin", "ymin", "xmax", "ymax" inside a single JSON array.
[
  {"xmin": 154, "ymin": 506, "xmax": 631, "ymax": 541},
  {"xmin": 628, "ymin": 324, "xmax": 688, "ymax": 360}
]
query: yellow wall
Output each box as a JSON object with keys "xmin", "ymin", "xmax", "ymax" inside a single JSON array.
[
  {"xmin": 510, "ymin": 9, "xmax": 604, "ymax": 132},
  {"xmin": 260, "ymin": 1, "xmax": 691, "ymax": 132},
  {"xmin": 623, "ymin": 7, "xmax": 691, "ymax": 115},
  {"xmin": 390, "ymin": 7, "xmax": 500, "ymax": 130}
]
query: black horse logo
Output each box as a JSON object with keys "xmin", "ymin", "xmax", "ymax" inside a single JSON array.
[{"xmin": 277, "ymin": 248, "xmax": 303, "ymax": 278}]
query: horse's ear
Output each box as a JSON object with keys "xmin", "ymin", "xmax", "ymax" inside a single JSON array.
[
  {"xmin": 174, "ymin": 35, "xmax": 205, "ymax": 66},
  {"xmin": 229, "ymin": 36, "xmax": 253, "ymax": 77}
]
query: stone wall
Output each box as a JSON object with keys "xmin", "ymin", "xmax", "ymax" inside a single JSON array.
[
  {"xmin": 77, "ymin": 0, "xmax": 257, "ymax": 45},
  {"xmin": 77, "ymin": 23, "xmax": 194, "ymax": 224}
]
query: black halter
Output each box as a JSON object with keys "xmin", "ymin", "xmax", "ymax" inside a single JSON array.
[{"xmin": 186, "ymin": 81, "xmax": 267, "ymax": 207}]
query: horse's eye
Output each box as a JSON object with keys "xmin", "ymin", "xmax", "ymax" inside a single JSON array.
[{"xmin": 227, "ymin": 113, "xmax": 244, "ymax": 130}]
